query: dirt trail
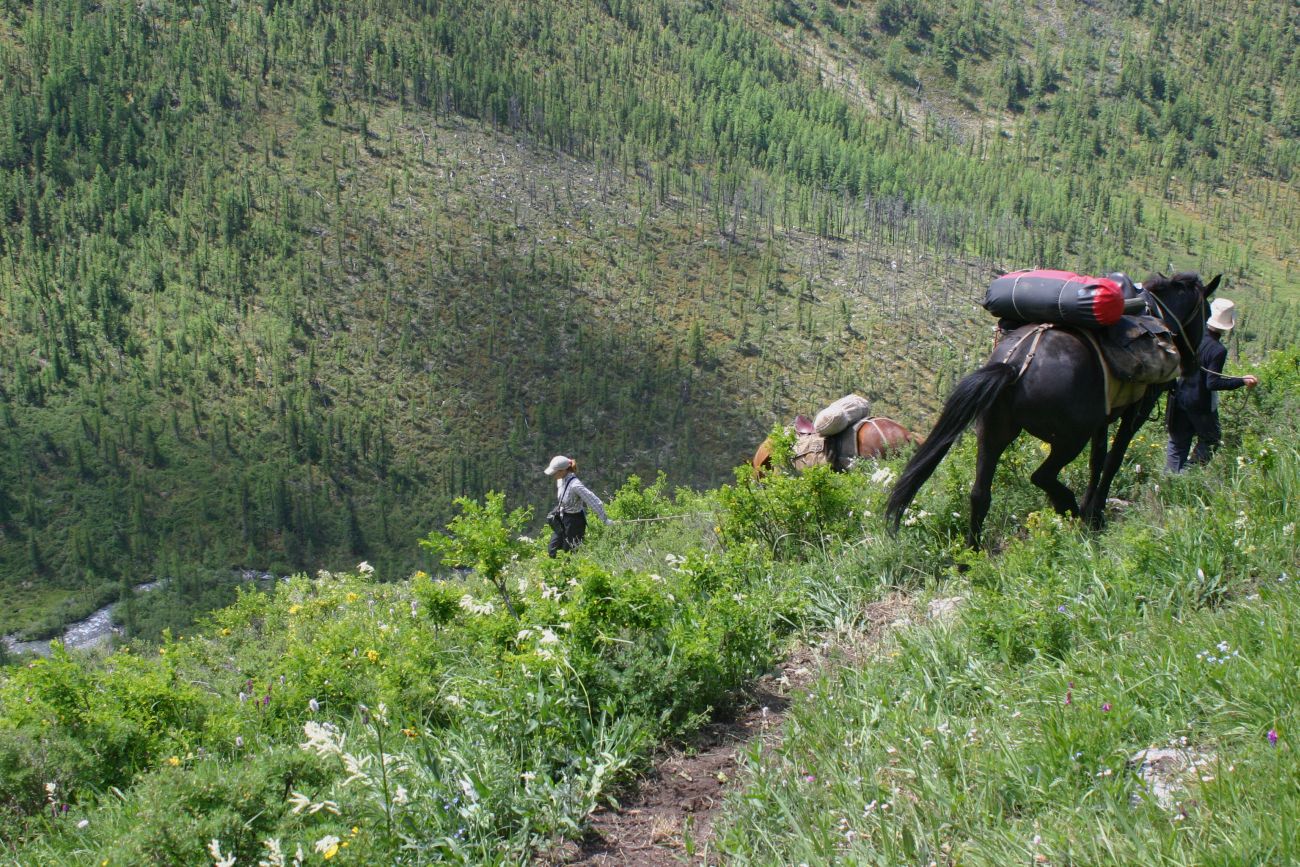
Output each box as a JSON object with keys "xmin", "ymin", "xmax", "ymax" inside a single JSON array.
[{"xmin": 551, "ymin": 595, "xmax": 919, "ymax": 866}]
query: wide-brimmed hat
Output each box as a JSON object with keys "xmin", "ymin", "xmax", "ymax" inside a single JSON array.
[
  {"xmin": 543, "ymin": 455, "xmax": 573, "ymax": 476},
  {"xmin": 1207, "ymin": 298, "xmax": 1236, "ymax": 332}
]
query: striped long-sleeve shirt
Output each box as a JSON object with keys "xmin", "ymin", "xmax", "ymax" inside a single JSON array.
[{"xmin": 556, "ymin": 475, "xmax": 610, "ymax": 524}]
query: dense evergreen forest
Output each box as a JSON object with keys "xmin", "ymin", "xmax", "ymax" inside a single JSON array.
[{"xmin": 0, "ymin": 0, "xmax": 1296, "ymax": 641}]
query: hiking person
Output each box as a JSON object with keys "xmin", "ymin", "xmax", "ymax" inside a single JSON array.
[
  {"xmin": 543, "ymin": 455, "xmax": 611, "ymax": 557},
  {"xmin": 1165, "ymin": 297, "xmax": 1259, "ymax": 472}
]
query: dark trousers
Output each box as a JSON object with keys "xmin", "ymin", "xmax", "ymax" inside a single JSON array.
[
  {"xmin": 548, "ymin": 510, "xmax": 587, "ymax": 558},
  {"xmin": 1166, "ymin": 403, "xmax": 1221, "ymax": 472}
]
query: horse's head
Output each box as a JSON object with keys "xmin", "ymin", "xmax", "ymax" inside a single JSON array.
[{"xmin": 1142, "ymin": 271, "xmax": 1219, "ymax": 376}]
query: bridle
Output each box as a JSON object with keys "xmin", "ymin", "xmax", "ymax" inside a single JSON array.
[{"xmin": 1141, "ymin": 279, "xmax": 1207, "ymax": 365}]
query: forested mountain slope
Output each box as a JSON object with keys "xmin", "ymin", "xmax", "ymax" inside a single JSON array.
[{"xmin": 0, "ymin": 0, "xmax": 1295, "ymax": 639}]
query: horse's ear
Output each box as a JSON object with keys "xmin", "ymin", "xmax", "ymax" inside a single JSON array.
[{"xmin": 1204, "ymin": 274, "xmax": 1222, "ymax": 296}]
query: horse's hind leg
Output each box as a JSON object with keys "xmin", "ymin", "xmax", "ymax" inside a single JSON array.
[
  {"xmin": 969, "ymin": 415, "xmax": 1019, "ymax": 549},
  {"xmin": 1031, "ymin": 433, "xmax": 1091, "ymax": 518}
]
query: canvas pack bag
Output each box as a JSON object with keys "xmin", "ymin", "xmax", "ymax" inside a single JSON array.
[
  {"xmin": 791, "ymin": 433, "xmax": 830, "ymax": 471},
  {"xmin": 1098, "ymin": 315, "xmax": 1181, "ymax": 384},
  {"xmin": 813, "ymin": 393, "xmax": 872, "ymax": 436}
]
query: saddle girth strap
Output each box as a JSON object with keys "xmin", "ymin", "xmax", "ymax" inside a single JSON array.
[
  {"xmin": 1002, "ymin": 323, "xmax": 1053, "ymax": 379},
  {"xmin": 862, "ymin": 417, "xmax": 890, "ymax": 456}
]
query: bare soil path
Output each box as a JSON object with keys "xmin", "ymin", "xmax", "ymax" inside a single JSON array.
[{"xmin": 549, "ymin": 595, "xmax": 920, "ymax": 866}]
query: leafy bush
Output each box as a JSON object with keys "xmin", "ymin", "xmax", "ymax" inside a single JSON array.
[{"xmin": 717, "ymin": 463, "xmax": 862, "ymax": 559}]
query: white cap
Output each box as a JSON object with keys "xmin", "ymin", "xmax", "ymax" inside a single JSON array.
[
  {"xmin": 543, "ymin": 455, "xmax": 573, "ymax": 476},
  {"xmin": 1207, "ymin": 297, "xmax": 1236, "ymax": 332}
]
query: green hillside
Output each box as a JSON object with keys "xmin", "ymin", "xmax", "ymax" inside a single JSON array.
[
  {"xmin": 1, "ymin": 0, "xmax": 1297, "ymax": 640},
  {"xmin": 1, "ymin": 347, "xmax": 1295, "ymax": 864}
]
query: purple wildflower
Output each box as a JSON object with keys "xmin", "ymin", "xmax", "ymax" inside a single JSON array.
[{"xmin": 1268, "ymin": 729, "xmax": 1279, "ymax": 747}]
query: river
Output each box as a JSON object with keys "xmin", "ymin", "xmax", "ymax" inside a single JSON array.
[{"xmin": 2, "ymin": 580, "xmax": 166, "ymax": 657}]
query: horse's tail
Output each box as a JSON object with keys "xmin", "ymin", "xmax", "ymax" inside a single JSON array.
[{"xmin": 886, "ymin": 362, "xmax": 1019, "ymax": 532}]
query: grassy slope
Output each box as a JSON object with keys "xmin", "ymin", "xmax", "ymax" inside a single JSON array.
[
  {"xmin": 713, "ymin": 349, "xmax": 1300, "ymax": 864},
  {"xmin": 3, "ymin": 350, "xmax": 1295, "ymax": 865}
]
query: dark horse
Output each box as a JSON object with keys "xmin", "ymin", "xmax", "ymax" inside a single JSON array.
[
  {"xmin": 753, "ymin": 417, "xmax": 923, "ymax": 478},
  {"xmin": 886, "ymin": 272, "xmax": 1217, "ymax": 547}
]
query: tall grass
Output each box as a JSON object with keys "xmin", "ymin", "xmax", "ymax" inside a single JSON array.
[{"xmin": 714, "ymin": 350, "xmax": 1300, "ymax": 865}]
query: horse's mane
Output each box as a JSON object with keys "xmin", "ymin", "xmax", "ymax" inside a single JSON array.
[{"xmin": 1142, "ymin": 271, "xmax": 1200, "ymax": 293}]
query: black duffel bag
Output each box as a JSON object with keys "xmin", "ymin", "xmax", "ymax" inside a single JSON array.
[{"xmin": 984, "ymin": 269, "xmax": 1127, "ymax": 328}]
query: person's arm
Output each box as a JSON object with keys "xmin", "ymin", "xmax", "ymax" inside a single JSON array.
[
  {"xmin": 570, "ymin": 479, "xmax": 611, "ymax": 524},
  {"xmin": 1205, "ymin": 343, "xmax": 1249, "ymax": 392}
]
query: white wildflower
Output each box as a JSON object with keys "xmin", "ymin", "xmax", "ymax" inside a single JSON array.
[
  {"xmin": 357, "ymin": 561, "xmax": 374, "ymax": 575},
  {"xmin": 257, "ymin": 838, "xmax": 285, "ymax": 867},
  {"xmin": 902, "ymin": 509, "xmax": 931, "ymax": 527},
  {"xmin": 76, "ymin": 819, "xmax": 89, "ymax": 829},
  {"xmin": 308, "ymin": 698, "xmax": 320, "ymax": 714},
  {"xmin": 538, "ymin": 628, "xmax": 560, "ymax": 645},
  {"xmin": 300, "ymin": 721, "xmax": 343, "ymax": 756},
  {"xmin": 458, "ymin": 594, "xmax": 494, "ymax": 615},
  {"xmin": 313, "ymin": 835, "xmax": 341, "ymax": 858},
  {"xmin": 209, "ymin": 839, "xmax": 237, "ymax": 867},
  {"xmin": 870, "ymin": 467, "xmax": 896, "ymax": 486}
]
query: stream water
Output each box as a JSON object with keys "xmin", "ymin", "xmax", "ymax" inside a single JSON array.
[
  {"xmin": 3, "ymin": 570, "xmax": 280, "ymax": 657},
  {"xmin": 2, "ymin": 580, "xmax": 165, "ymax": 657}
]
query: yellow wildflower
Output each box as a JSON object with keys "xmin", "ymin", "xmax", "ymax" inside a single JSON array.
[
  {"xmin": 366, "ymin": 649, "xmax": 380, "ymax": 664},
  {"xmin": 220, "ymin": 628, "xmax": 231, "ymax": 636},
  {"xmin": 351, "ymin": 827, "xmax": 360, "ymax": 835},
  {"xmin": 288, "ymin": 604, "xmax": 302, "ymax": 615},
  {"xmin": 167, "ymin": 756, "xmax": 180, "ymax": 767},
  {"xmin": 324, "ymin": 842, "xmax": 339, "ymax": 859},
  {"xmin": 346, "ymin": 592, "xmax": 359, "ymax": 603},
  {"xmin": 401, "ymin": 728, "xmax": 419, "ymax": 739}
]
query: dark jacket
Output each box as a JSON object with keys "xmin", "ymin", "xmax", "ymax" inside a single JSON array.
[{"xmin": 1175, "ymin": 333, "xmax": 1246, "ymax": 414}]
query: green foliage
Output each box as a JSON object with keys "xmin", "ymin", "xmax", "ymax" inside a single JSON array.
[
  {"xmin": 2, "ymin": 0, "xmax": 1296, "ymax": 643},
  {"xmin": 714, "ymin": 377, "xmax": 1300, "ymax": 865},
  {"xmin": 718, "ymin": 463, "xmax": 862, "ymax": 559},
  {"xmin": 421, "ymin": 492, "xmax": 535, "ymax": 617},
  {"xmin": 1, "ymin": 532, "xmax": 788, "ymax": 859}
]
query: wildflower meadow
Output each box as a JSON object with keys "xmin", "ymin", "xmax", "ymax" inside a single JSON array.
[{"xmin": 1, "ymin": 348, "xmax": 1297, "ymax": 864}]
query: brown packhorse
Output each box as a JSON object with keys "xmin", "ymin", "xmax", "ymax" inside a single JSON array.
[{"xmin": 752, "ymin": 417, "xmax": 924, "ymax": 477}]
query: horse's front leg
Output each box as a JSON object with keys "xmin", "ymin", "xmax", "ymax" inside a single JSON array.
[
  {"xmin": 1030, "ymin": 432, "xmax": 1091, "ymax": 519},
  {"xmin": 1085, "ymin": 394, "xmax": 1158, "ymax": 527},
  {"xmin": 1080, "ymin": 425, "xmax": 1110, "ymax": 529}
]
